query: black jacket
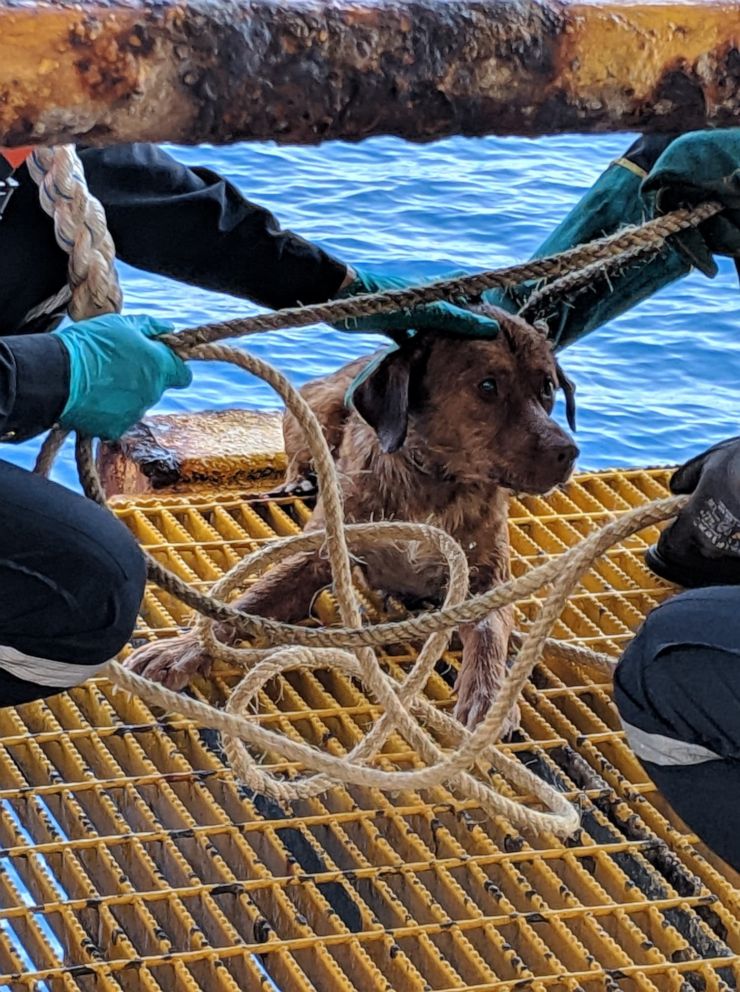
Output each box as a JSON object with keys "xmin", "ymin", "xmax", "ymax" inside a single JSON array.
[{"xmin": 0, "ymin": 143, "xmax": 347, "ymax": 441}]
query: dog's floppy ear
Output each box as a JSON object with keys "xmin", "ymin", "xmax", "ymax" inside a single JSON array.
[
  {"xmin": 348, "ymin": 335, "xmax": 433, "ymax": 452},
  {"xmin": 347, "ymin": 346, "xmax": 414, "ymax": 453},
  {"xmin": 555, "ymin": 361, "xmax": 577, "ymax": 431}
]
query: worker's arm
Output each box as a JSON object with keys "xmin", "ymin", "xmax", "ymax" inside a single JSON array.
[
  {"xmin": 483, "ymin": 133, "xmax": 691, "ymax": 348},
  {"xmin": 0, "ymin": 334, "xmax": 70, "ymax": 441},
  {"xmin": 78, "ymin": 144, "xmax": 349, "ymax": 310},
  {"xmin": 79, "ymin": 144, "xmax": 501, "ymax": 339},
  {"xmin": 0, "ymin": 314, "xmax": 191, "ymax": 442},
  {"xmin": 487, "ymin": 129, "xmax": 740, "ymax": 348}
]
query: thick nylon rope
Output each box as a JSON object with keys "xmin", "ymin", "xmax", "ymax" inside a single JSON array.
[
  {"xmin": 519, "ymin": 242, "xmax": 650, "ymax": 323},
  {"xmin": 27, "ymin": 145, "xmax": 122, "ymax": 476},
  {"xmin": 26, "ymin": 146, "xmax": 122, "ymax": 319},
  {"xmin": 74, "ymin": 350, "xmax": 687, "ymax": 839},
  {"xmin": 29, "ymin": 145, "xmax": 709, "ymax": 834},
  {"xmin": 163, "ymin": 201, "xmax": 721, "ymax": 353}
]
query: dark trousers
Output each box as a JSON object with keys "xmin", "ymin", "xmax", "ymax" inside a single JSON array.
[
  {"xmin": 0, "ymin": 458, "xmax": 145, "ymax": 705},
  {"xmin": 614, "ymin": 586, "xmax": 740, "ymax": 870}
]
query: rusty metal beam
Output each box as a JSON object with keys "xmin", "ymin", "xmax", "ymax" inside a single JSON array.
[{"xmin": 0, "ymin": 0, "xmax": 738, "ymax": 148}]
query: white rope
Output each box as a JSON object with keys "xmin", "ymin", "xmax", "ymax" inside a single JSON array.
[
  {"xmin": 26, "ymin": 145, "xmax": 122, "ymax": 319},
  {"xmin": 23, "ymin": 145, "xmax": 643, "ymax": 839},
  {"xmin": 26, "ymin": 144, "xmax": 123, "ymax": 475}
]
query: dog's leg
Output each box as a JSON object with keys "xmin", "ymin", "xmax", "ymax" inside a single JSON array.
[
  {"xmin": 125, "ymin": 551, "xmax": 333, "ymax": 689},
  {"xmin": 453, "ymin": 605, "xmax": 519, "ymax": 735}
]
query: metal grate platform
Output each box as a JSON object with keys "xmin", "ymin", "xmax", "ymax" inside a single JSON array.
[{"xmin": 0, "ymin": 468, "xmax": 738, "ymax": 991}]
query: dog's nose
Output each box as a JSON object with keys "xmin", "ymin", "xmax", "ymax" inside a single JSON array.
[
  {"xmin": 555, "ymin": 440, "xmax": 579, "ymax": 465},
  {"xmin": 542, "ymin": 439, "xmax": 579, "ymax": 476}
]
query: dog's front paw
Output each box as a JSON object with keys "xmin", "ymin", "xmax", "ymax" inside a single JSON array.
[
  {"xmin": 453, "ymin": 616, "xmax": 520, "ymax": 737},
  {"xmin": 124, "ymin": 631, "xmax": 214, "ymax": 690},
  {"xmin": 453, "ymin": 683, "xmax": 521, "ymax": 737}
]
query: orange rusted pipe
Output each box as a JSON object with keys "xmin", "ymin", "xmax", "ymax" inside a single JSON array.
[{"xmin": 0, "ymin": 0, "xmax": 738, "ymax": 148}]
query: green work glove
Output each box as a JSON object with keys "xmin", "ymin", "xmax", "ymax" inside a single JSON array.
[
  {"xmin": 52, "ymin": 314, "xmax": 192, "ymax": 440},
  {"xmin": 642, "ymin": 129, "xmax": 740, "ymax": 277},
  {"xmin": 334, "ymin": 269, "xmax": 500, "ymax": 338},
  {"xmin": 483, "ymin": 136, "xmax": 691, "ymax": 349}
]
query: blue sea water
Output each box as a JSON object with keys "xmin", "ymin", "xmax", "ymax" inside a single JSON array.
[{"xmin": 11, "ymin": 134, "xmax": 740, "ymax": 488}]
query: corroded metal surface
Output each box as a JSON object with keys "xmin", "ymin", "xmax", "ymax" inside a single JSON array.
[
  {"xmin": 97, "ymin": 409, "xmax": 286, "ymax": 496},
  {"xmin": 0, "ymin": 0, "xmax": 738, "ymax": 147}
]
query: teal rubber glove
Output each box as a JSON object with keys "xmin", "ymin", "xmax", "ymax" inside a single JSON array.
[
  {"xmin": 642, "ymin": 129, "xmax": 740, "ymax": 277},
  {"xmin": 334, "ymin": 269, "xmax": 500, "ymax": 338},
  {"xmin": 483, "ymin": 147, "xmax": 690, "ymax": 349},
  {"xmin": 52, "ymin": 314, "xmax": 192, "ymax": 440}
]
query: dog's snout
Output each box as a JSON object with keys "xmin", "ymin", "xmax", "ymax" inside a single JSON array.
[
  {"xmin": 537, "ymin": 436, "xmax": 579, "ymax": 484},
  {"xmin": 554, "ymin": 440, "xmax": 579, "ymax": 466}
]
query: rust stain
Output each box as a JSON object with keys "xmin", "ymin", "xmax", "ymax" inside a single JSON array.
[
  {"xmin": 0, "ymin": 3, "xmax": 194, "ymax": 145},
  {"xmin": 70, "ymin": 25, "xmax": 139, "ymax": 100},
  {"xmin": 0, "ymin": 8, "xmax": 141, "ymax": 131},
  {"xmin": 556, "ymin": 2, "xmax": 740, "ymax": 126},
  {"xmin": 343, "ymin": 8, "xmax": 386, "ymax": 29}
]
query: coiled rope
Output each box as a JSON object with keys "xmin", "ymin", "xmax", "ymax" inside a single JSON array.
[{"xmin": 31, "ymin": 144, "xmax": 710, "ymax": 836}]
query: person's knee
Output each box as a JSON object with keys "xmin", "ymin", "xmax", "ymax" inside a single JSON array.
[
  {"xmin": 615, "ymin": 591, "xmax": 740, "ymax": 760},
  {"xmin": 613, "ymin": 593, "xmax": 740, "ymax": 870},
  {"xmin": 79, "ymin": 518, "xmax": 146, "ymax": 661},
  {"xmin": 613, "ymin": 605, "xmax": 670, "ymax": 723},
  {"xmin": 614, "ymin": 595, "xmax": 705, "ymax": 746},
  {"xmin": 0, "ymin": 463, "xmax": 146, "ymax": 686},
  {"xmin": 614, "ymin": 590, "xmax": 725, "ymax": 722},
  {"xmin": 0, "ymin": 515, "xmax": 145, "ymax": 703},
  {"xmin": 1, "ymin": 509, "xmax": 148, "ymax": 666}
]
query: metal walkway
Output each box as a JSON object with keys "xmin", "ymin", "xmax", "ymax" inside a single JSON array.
[{"xmin": 0, "ymin": 468, "xmax": 737, "ymax": 991}]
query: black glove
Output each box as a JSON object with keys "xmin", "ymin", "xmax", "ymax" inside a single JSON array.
[{"xmin": 646, "ymin": 437, "xmax": 740, "ymax": 587}]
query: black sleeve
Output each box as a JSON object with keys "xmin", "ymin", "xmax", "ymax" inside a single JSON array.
[
  {"xmin": 0, "ymin": 335, "xmax": 70, "ymax": 442},
  {"xmin": 78, "ymin": 144, "xmax": 348, "ymax": 310}
]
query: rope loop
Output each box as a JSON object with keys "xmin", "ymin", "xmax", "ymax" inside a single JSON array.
[
  {"xmin": 75, "ymin": 349, "xmax": 686, "ymax": 839},
  {"xmin": 27, "ymin": 145, "xmax": 708, "ymax": 835}
]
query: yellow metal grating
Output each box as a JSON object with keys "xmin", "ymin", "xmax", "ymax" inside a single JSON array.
[{"xmin": 0, "ymin": 467, "xmax": 738, "ymax": 992}]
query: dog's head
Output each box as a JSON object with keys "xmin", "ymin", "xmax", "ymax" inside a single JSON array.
[{"xmin": 350, "ymin": 310, "xmax": 579, "ymax": 494}]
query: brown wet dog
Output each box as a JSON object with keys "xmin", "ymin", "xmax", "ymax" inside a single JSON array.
[{"xmin": 126, "ymin": 310, "xmax": 578, "ymax": 730}]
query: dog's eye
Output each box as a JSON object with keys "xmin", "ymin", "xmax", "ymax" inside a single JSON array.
[
  {"xmin": 541, "ymin": 376, "xmax": 555, "ymax": 402},
  {"xmin": 478, "ymin": 377, "xmax": 498, "ymax": 398}
]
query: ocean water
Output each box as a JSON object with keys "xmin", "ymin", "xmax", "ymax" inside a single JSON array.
[{"xmin": 11, "ymin": 134, "xmax": 740, "ymax": 489}]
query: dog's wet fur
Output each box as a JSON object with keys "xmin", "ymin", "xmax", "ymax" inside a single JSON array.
[{"xmin": 126, "ymin": 308, "xmax": 579, "ymax": 731}]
